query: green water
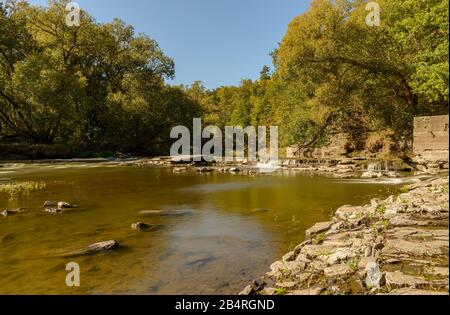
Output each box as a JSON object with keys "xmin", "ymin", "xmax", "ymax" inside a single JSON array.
[{"xmin": 0, "ymin": 162, "xmax": 402, "ymax": 294}]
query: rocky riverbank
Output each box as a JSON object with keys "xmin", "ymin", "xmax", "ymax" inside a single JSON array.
[
  {"xmin": 240, "ymin": 176, "xmax": 449, "ymax": 295},
  {"xmin": 116, "ymin": 156, "xmax": 449, "ymax": 179}
]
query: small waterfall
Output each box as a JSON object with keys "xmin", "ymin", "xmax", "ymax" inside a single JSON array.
[
  {"xmin": 256, "ymin": 160, "xmax": 280, "ymax": 173},
  {"xmin": 365, "ymin": 161, "xmax": 398, "ymax": 172}
]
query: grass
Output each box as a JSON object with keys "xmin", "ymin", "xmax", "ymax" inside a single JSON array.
[
  {"xmin": 399, "ymin": 185, "xmax": 410, "ymax": 194},
  {"xmin": 381, "ymin": 219, "xmax": 391, "ymax": 230},
  {"xmin": 347, "ymin": 256, "xmax": 361, "ymax": 272},
  {"xmin": 274, "ymin": 288, "xmax": 287, "ymax": 295},
  {"xmin": 0, "ymin": 181, "xmax": 47, "ymax": 200},
  {"xmin": 376, "ymin": 204, "xmax": 386, "ymax": 215}
]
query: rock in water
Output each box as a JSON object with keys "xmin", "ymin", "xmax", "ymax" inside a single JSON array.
[
  {"xmin": 43, "ymin": 201, "xmax": 57, "ymax": 207},
  {"xmin": 43, "ymin": 201, "xmax": 74, "ymax": 209},
  {"xmin": 196, "ymin": 167, "xmax": 213, "ymax": 173},
  {"xmin": 58, "ymin": 202, "xmax": 73, "ymax": 209},
  {"xmin": 62, "ymin": 240, "xmax": 119, "ymax": 257},
  {"xmin": 86, "ymin": 240, "xmax": 119, "ymax": 253},
  {"xmin": 365, "ymin": 262, "xmax": 383, "ymax": 288},
  {"xmin": 1, "ymin": 208, "xmax": 31, "ymax": 218},
  {"xmin": 45, "ymin": 208, "xmax": 63, "ymax": 214},
  {"xmin": 131, "ymin": 222, "xmax": 154, "ymax": 231},
  {"xmin": 139, "ymin": 210, "xmax": 192, "ymax": 217}
]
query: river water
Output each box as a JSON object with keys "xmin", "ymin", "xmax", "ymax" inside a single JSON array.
[{"xmin": 0, "ymin": 162, "xmax": 404, "ymax": 294}]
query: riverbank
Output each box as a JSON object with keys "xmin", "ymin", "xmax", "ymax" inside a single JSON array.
[{"xmin": 240, "ymin": 176, "xmax": 449, "ymax": 295}]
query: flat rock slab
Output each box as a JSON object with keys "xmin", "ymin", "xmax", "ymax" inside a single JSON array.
[
  {"xmin": 139, "ymin": 210, "xmax": 192, "ymax": 217},
  {"xmin": 385, "ymin": 271, "xmax": 428, "ymax": 288},
  {"xmin": 382, "ymin": 239, "xmax": 448, "ymax": 257},
  {"xmin": 288, "ymin": 287, "xmax": 324, "ymax": 295},
  {"xmin": 324, "ymin": 264, "xmax": 352, "ymax": 277},
  {"xmin": 387, "ymin": 288, "xmax": 448, "ymax": 295},
  {"xmin": 1, "ymin": 208, "xmax": 32, "ymax": 217},
  {"xmin": 62, "ymin": 240, "xmax": 119, "ymax": 258},
  {"xmin": 131, "ymin": 222, "xmax": 157, "ymax": 231},
  {"xmin": 306, "ymin": 221, "xmax": 333, "ymax": 237}
]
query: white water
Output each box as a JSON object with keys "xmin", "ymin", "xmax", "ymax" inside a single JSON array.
[{"xmin": 256, "ymin": 161, "xmax": 280, "ymax": 173}]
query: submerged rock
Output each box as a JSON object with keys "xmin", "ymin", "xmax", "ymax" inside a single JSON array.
[
  {"xmin": 1, "ymin": 208, "xmax": 31, "ymax": 218},
  {"xmin": 62, "ymin": 240, "xmax": 119, "ymax": 257},
  {"xmin": 131, "ymin": 222, "xmax": 155, "ymax": 231},
  {"xmin": 43, "ymin": 201, "xmax": 74, "ymax": 209},
  {"xmin": 45, "ymin": 208, "xmax": 64, "ymax": 214},
  {"xmin": 185, "ymin": 254, "xmax": 216, "ymax": 267},
  {"xmin": 139, "ymin": 210, "xmax": 192, "ymax": 217},
  {"xmin": 58, "ymin": 201, "xmax": 73, "ymax": 209},
  {"xmin": 196, "ymin": 167, "xmax": 213, "ymax": 173}
]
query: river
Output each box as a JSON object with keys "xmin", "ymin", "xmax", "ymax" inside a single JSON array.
[{"xmin": 0, "ymin": 162, "xmax": 404, "ymax": 294}]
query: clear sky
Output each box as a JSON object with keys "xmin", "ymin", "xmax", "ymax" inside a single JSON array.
[{"xmin": 26, "ymin": 0, "xmax": 310, "ymax": 89}]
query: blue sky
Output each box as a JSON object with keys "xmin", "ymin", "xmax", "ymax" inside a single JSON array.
[{"xmin": 26, "ymin": 0, "xmax": 310, "ymax": 89}]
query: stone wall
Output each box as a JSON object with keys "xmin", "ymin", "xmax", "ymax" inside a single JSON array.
[{"xmin": 414, "ymin": 115, "xmax": 449, "ymax": 162}]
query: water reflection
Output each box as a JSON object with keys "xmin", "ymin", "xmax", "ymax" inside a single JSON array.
[{"xmin": 0, "ymin": 163, "xmax": 401, "ymax": 294}]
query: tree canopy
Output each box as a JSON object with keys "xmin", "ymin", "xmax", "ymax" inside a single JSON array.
[{"xmin": 0, "ymin": 0, "xmax": 200, "ymax": 154}]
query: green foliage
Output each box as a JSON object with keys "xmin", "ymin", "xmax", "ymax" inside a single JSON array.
[
  {"xmin": 274, "ymin": 288, "xmax": 287, "ymax": 295},
  {"xmin": 1, "ymin": 0, "xmax": 447, "ymax": 156},
  {"xmin": 376, "ymin": 204, "xmax": 387, "ymax": 215},
  {"xmin": 188, "ymin": 0, "xmax": 448, "ymax": 153},
  {"xmin": 347, "ymin": 256, "xmax": 361, "ymax": 272},
  {"xmin": 0, "ymin": 0, "xmax": 200, "ymax": 154}
]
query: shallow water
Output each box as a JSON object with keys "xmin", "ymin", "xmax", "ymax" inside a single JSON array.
[{"xmin": 0, "ymin": 163, "xmax": 402, "ymax": 294}]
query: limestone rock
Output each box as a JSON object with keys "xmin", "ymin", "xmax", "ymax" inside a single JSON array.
[
  {"xmin": 306, "ymin": 221, "xmax": 333, "ymax": 238},
  {"xmin": 131, "ymin": 222, "xmax": 155, "ymax": 231},
  {"xmin": 385, "ymin": 271, "xmax": 428, "ymax": 288},
  {"xmin": 62, "ymin": 240, "xmax": 120, "ymax": 257},
  {"xmin": 289, "ymin": 286, "xmax": 323, "ymax": 295},
  {"xmin": 388, "ymin": 288, "xmax": 448, "ymax": 295},
  {"xmin": 365, "ymin": 262, "xmax": 383, "ymax": 288},
  {"xmin": 324, "ymin": 264, "xmax": 352, "ymax": 277},
  {"xmin": 382, "ymin": 239, "xmax": 448, "ymax": 257}
]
